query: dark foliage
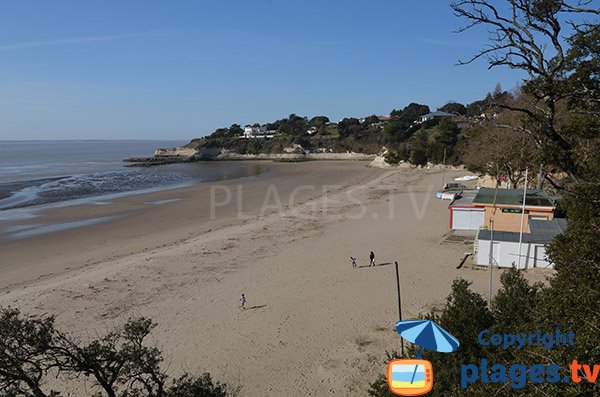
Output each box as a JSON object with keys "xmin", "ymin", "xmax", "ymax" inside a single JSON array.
[
  {"xmin": 0, "ymin": 310, "xmax": 234, "ymax": 397},
  {"xmin": 370, "ymin": 1, "xmax": 600, "ymax": 395}
]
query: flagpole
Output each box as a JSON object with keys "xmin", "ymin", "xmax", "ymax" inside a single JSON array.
[
  {"xmin": 517, "ymin": 168, "xmax": 529, "ymax": 270},
  {"xmin": 441, "ymin": 148, "xmax": 447, "ymax": 189},
  {"xmin": 395, "ymin": 261, "xmax": 405, "ymax": 356},
  {"xmin": 488, "ymin": 220, "xmax": 494, "ymax": 306}
]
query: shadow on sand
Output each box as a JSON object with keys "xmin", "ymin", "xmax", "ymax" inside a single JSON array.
[
  {"xmin": 356, "ymin": 262, "xmax": 394, "ymax": 269},
  {"xmin": 248, "ymin": 305, "xmax": 267, "ymax": 310}
]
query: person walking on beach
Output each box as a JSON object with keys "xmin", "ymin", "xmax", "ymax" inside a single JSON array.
[
  {"xmin": 239, "ymin": 293, "xmax": 246, "ymax": 309},
  {"xmin": 350, "ymin": 256, "xmax": 357, "ymax": 268},
  {"xmin": 369, "ymin": 251, "xmax": 376, "ymax": 267}
]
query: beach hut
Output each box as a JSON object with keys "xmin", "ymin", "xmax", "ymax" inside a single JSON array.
[
  {"xmin": 475, "ymin": 218, "xmax": 566, "ymax": 269},
  {"xmin": 448, "ymin": 189, "xmax": 484, "ymax": 230}
]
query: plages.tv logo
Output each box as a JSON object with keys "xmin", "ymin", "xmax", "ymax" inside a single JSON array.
[
  {"xmin": 387, "ymin": 320, "xmax": 460, "ymax": 396},
  {"xmin": 387, "ymin": 358, "xmax": 434, "ymax": 396}
]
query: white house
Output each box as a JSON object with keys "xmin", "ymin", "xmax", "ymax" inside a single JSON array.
[
  {"xmin": 419, "ymin": 111, "xmax": 454, "ymax": 123},
  {"xmin": 475, "ymin": 218, "xmax": 566, "ymax": 269},
  {"xmin": 243, "ymin": 126, "xmax": 274, "ymax": 138}
]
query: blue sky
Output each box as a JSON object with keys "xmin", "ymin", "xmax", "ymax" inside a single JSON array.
[{"xmin": 0, "ymin": 0, "xmax": 528, "ymax": 140}]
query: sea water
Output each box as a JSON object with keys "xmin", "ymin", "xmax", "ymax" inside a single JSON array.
[{"xmin": 0, "ymin": 140, "xmax": 260, "ymax": 211}]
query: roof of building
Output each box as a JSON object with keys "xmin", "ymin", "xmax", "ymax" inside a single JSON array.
[
  {"xmin": 478, "ymin": 218, "xmax": 567, "ymax": 244},
  {"xmin": 449, "ymin": 189, "xmax": 479, "ymax": 207},
  {"xmin": 473, "ymin": 188, "xmax": 554, "ymax": 207},
  {"xmin": 422, "ymin": 111, "xmax": 454, "ymax": 118},
  {"xmin": 529, "ymin": 218, "xmax": 567, "ymax": 242}
]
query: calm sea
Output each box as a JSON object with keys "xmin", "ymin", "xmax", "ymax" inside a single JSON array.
[{"xmin": 0, "ymin": 140, "xmax": 259, "ymax": 211}]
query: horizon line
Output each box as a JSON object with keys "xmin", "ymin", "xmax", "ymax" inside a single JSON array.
[{"xmin": 0, "ymin": 138, "xmax": 190, "ymax": 142}]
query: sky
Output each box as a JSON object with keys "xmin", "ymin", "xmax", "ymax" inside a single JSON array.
[{"xmin": 0, "ymin": 0, "xmax": 530, "ymax": 141}]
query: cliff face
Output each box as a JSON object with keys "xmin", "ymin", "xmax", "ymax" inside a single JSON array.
[
  {"xmin": 214, "ymin": 150, "xmax": 375, "ymax": 161},
  {"xmin": 156, "ymin": 145, "xmax": 376, "ymax": 161},
  {"xmin": 125, "ymin": 147, "xmax": 198, "ymax": 166},
  {"xmin": 127, "ymin": 144, "xmax": 376, "ymax": 166},
  {"xmin": 154, "ymin": 147, "xmax": 197, "ymax": 158}
]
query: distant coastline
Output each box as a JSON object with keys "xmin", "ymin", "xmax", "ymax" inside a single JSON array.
[
  {"xmin": 127, "ymin": 103, "xmax": 493, "ymax": 168},
  {"xmin": 124, "ymin": 145, "xmax": 377, "ymax": 166}
]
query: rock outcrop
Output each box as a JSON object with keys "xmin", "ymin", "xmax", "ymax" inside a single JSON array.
[
  {"xmin": 154, "ymin": 147, "xmax": 197, "ymax": 157},
  {"xmin": 125, "ymin": 147, "xmax": 198, "ymax": 166},
  {"xmin": 126, "ymin": 145, "xmax": 376, "ymax": 166}
]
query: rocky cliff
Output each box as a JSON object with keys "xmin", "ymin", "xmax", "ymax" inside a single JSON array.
[{"xmin": 126, "ymin": 145, "xmax": 376, "ymax": 166}]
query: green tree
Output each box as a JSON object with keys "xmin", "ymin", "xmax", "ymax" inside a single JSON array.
[
  {"xmin": 53, "ymin": 317, "xmax": 167, "ymax": 397},
  {"xmin": 427, "ymin": 119, "xmax": 461, "ymax": 164},
  {"xmin": 362, "ymin": 115, "xmax": 380, "ymax": 125},
  {"xmin": 337, "ymin": 118, "xmax": 361, "ymax": 138},
  {"xmin": 405, "ymin": 130, "xmax": 429, "ymax": 166},
  {"xmin": 309, "ymin": 115, "xmax": 329, "ymax": 128},
  {"xmin": 410, "ymin": 149, "xmax": 428, "ymax": 167},
  {"xmin": 209, "ymin": 128, "xmax": 231, "ymax": 139},
  {"xmin": 228, "ymin": 124, "xmax": 243, "ymax": 137},
  {"xmin": 451, "ymin": 0, "xmax": 600, "ymax": 186},
  {"xmin": 0, "ymin": 309, "xmax": 59, "ymax": 397},
  {"xmin": 439, "ymin": 102, "xmax": 466, "ymax": 115},
  {"xmin": 384, "ymin": 151, "xmax": 401, "ymax": 165},
  {"xmin": 383, "ymin": 121, "xmax": 408, "ymax": 143},
  {"xmin": 0, "ymin": 309, "xmax": 234, "ymax": 397},
  {"xmin": 246, "ymin": 138, "xmax": 264, "ymax": 155},
  {"xmin": 367, "ymin": 2, "xmax": 600, "ymax": 396},
  {"xmin": 279, "ymin": 114, "xmax": 309, "ymax": 136},
  {"xmin": 391, "ymin": 103, "xmax": 430, "ymax": 124},
  {"xmin": 492, "ymin": 268, "xmax": 541, "ymax": 331},
  {"xmin": 166, "ymin": 374, "xmax": 228, "ymax": 397}
]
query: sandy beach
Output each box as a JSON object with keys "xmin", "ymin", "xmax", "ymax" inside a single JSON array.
[{"xmin": 0, "ymin": 161, "xmax": 549, "ymax": 396}]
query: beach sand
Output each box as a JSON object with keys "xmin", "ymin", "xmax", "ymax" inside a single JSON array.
[{"xmin": 0, "ymin": 161, "xmax": 550, "ymax": 396}]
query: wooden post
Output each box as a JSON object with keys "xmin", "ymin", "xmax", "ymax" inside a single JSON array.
[{"xmin": 395, "ymin": 261, "xmax": 405, "ymax": 356}]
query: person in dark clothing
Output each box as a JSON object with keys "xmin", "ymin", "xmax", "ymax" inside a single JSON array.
[{"xmin": 369, "ymin": 251, "xmax": 376, "ymax": 266}]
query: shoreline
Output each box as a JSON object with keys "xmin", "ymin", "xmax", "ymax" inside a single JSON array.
[
  {"xmin": 0, "ymin": 162, "xmax": 550, "ymax": 396},
  {"xmin": 0, "ymin": 161, "xmax": 268, "ymax": 213},
  {"xmin": 0, "ymin": 161, "xmax": 379, "ymax": 292}
]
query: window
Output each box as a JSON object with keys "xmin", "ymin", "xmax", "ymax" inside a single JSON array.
[{"xmin": 529, "ymin": 216, "xmax": 548, "ymax": 221}]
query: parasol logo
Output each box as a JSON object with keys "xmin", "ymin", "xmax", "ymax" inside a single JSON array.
[
  {"xmin": 387, "ymin": 320, "xmax": 460, "ymax": 395},
  {"xmin": 387, "ymin": 359, "xmax": 433, "ymax": 396}
]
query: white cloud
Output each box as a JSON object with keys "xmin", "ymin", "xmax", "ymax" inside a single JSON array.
[{"xmin": 0, "ymin": 32, "xmax": 149, "ymax": 51}]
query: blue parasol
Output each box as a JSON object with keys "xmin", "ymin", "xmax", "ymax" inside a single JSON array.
[{"xmin": 395, "ymin": 319, "xmax": 459, "ymax": 353}]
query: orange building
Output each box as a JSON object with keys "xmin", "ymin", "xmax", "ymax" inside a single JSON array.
[
  {"xmin": 449, "ymin": 188, "xmax": 556, "ymax": 233},
  {"xmin": 473, "ymin": 188, "xmax": 555, "ymax": 233}
]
